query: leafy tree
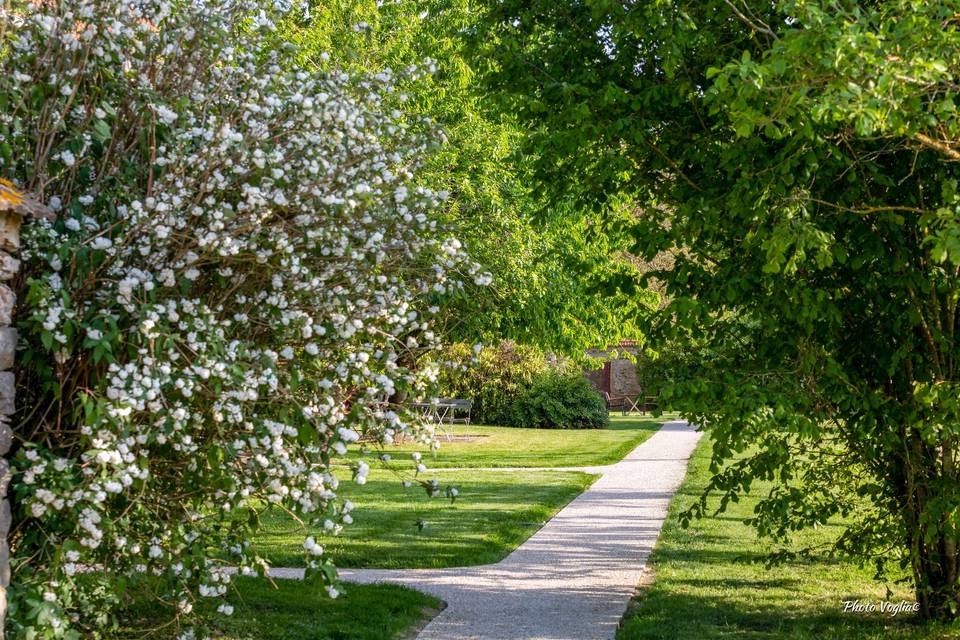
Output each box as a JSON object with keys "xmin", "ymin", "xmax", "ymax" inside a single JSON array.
[
  {"xmin": 476, "ymin": 0, "xmax": 960, "ymax": 619},
  {"xmin": 279, "ymin": 0, "xmax": 657, "ymax": 353}
]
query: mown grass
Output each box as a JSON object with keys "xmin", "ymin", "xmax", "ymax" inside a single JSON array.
[
  {"xmin": 618, "ymin": 437, "xmax": 960, "ymax": 640},
  {"xmin": 342, "ymin": 413, "xmax": 676, "ymax": 469},
  {"xmin": 119, "ymin": 577, "xmax": 440, "ymax": 640},
  {"xmin": 254, "ymin": 469, "xmax": 597, "ymax": 568}
]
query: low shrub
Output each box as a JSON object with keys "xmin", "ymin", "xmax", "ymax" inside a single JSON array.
[{"xmin": 510, "ymin": 373, "xmax": 609, "ymax": 429}]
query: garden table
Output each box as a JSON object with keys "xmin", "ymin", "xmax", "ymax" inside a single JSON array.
[
  {"xmin": 411, "ymin": 399, "xmax": 472, "ymax": 440},
  {"xmin": 623, "ymin": 395, "xmax": 644, "ymax": 414}
]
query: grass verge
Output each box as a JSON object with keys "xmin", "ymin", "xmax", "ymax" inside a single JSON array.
[
  {"xmin": 617, "ymin": 437, "xmax": 960, "ymax": 639},
  {"xmin": 119, "ymin": 577, "xmax": 440, "ymax": 640},
  {"xmin": 254, "ymin": 469, "xmax": 597, "ymax": 568}
]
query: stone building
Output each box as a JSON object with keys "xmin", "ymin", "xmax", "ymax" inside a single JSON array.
[{"xmin": 584, "ymin": 340, "xmax": 642, "ymax": 398}]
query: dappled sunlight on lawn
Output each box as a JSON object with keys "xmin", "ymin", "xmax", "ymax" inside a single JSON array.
[
  {"xmin": 340, "ymin": 413, "xmax": 679, "ymax": 469},
  {"xmin": 252, "ymin": 470, "xmax": 598, "ymax": 569},
  {"xmin": 617, "ymin": 439, "xmax": 954, "ymax": 640}
]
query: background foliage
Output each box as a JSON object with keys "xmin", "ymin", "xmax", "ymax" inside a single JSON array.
[
  {"xmin": 278, "ymin": 0, "xmax": 658, "ymax": 354},
  {"xmin": 437, "ymin": 342, "xmax": 550, "ymax": 425},
  {"xmin": 438, "ymin": 343, "xmax": 607, "ymax": 429}
]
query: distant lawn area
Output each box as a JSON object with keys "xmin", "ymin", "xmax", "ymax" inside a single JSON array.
[
  {"xmin": 254, "ymin": 414, "xmax": 676, "ymax": 569},
  {"xmin": 343, "ymin": 413, "xmax": 677, "ymax": 469},
  {"xmin": 618, "ymin": 438, "xmax": 959, "ymax": 640},
  {"xmin": 254, "ymin": 469, "xmax": 596, "ymax": 568},
  {"xmin": 119, "ymin": 578, "xmax": 439, "ymax": 640}
]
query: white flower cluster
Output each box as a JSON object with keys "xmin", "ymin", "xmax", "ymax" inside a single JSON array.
[{"xmin": 3, "ymin": 1, "xmax": 483, "ymax": 636}]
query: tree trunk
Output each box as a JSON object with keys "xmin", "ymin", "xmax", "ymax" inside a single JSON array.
[
  {"xmin": 912, "ymin": 536, "xmax": 960, "ymax": 620},
  {"xmin": 906, "ymin": 431, "xmax": 960, "ymax": 620}
]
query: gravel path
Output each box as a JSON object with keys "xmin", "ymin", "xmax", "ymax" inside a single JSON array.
[{"xmin": 269, "ymin": 420, "xmax": 702, "ymax": 640}]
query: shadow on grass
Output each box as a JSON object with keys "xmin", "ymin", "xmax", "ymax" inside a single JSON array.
[
  {"xmin": 118, "ymin": 578, "xmax": 440, "ymax": 640},
  {"xmin": 252, "ymin": 473, "xmax": 597, "ymax": 569},
  {"xmin": 650, "ymin": 546, "xmax": 852, "ymax": 567},
  {"xmin": 617, "ymin": 438, "xmax": 959, "ymax": 640},
  {"xmin": 619, "ymin": 588, "xmax": 955, "ymax": 640}
]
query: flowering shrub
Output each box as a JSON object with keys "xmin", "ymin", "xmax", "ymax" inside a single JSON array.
[
  {"xmin": 436, "ymin": 341, "xmax": 553, "ymax": 425},
  {"xmin": 1, "ymin": 1, "xmax": 487, "ymax": 637}
]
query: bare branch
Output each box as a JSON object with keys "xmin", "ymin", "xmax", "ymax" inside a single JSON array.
[
  {"xmin": 724, "ymin": 0, "xmax": 779, "ymax": 41},
  {"xmin": 914, "ymin": 132, "xmax": 960, "ymax": 161}
]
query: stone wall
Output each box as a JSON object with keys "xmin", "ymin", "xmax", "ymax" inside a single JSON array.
[
  {"xmin": 584, "ymin": 344, "xmax": 642, "ymax": 398},
  {"xmin": 608, "ymin": 357, "xmax": 642, "ymax": 397},
  {"xmin": 0, "ymin": 208, "xmax": 19, "ymax": 638},
  {"xmin": 0, "ymin": 185, "xmax": 36, "ymax": 639}
]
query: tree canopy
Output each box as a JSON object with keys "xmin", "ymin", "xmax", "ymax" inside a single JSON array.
[
  {"xmin": 281, "ymin": 0, "xmax": 658, "ymax": 354},
  {"xmin": 475, "ymin": 0, "xmax": 960, "ymax": 619}
]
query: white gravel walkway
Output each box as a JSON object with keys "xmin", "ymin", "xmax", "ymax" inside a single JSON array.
[{"xmin": 269, "ymin": 420, "xmax": 702, "ymax": 640}]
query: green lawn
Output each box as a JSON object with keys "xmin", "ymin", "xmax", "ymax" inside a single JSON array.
[
  {"xmin": 119, "ymin": 577, "xmax": 440, "ymax": 640},
  {"xmin": 344, "ymin": 414, "xmax": 675, "ymax": 469},
  {"xmin": 254, "ymin": 469, "xmax": 596, "ymax": 568},
  {"xmin": 618, "ymin": 438, "xmax": 960, "ymax": 640}
]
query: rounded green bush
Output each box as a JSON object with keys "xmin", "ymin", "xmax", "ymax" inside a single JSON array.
[{"xmin": 510, "ymin": 373, "xmax": 609, "ymax": 429}]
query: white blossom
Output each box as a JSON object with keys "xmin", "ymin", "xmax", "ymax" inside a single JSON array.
[{"xmin": 8, "ymin": 0, "xmax": 477, "ymax": 634}]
